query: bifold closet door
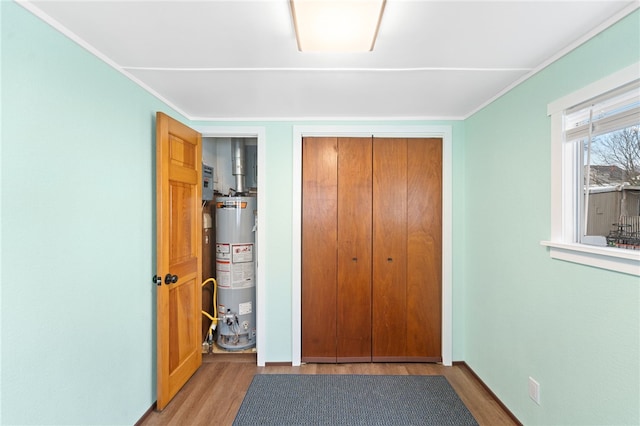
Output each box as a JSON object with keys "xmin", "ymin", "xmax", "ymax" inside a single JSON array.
[
  {"xmin": 301, "ymin": 137, "xmax": 338, "ymax": 362},
  {"xmin": 302, "ymin": 136, "xmax": 442, "ymax": 363},
  {"xmin": 302, "ymin": 137, "xmax": 372, "ymax": 362},
  {"xmin": 372, "ymin": 138, "xmax": 442, "ymax": 362},
  {"xmin": 372, "ymin": 138, "xmax": 408, "ymax": 360},
  {"xmin": 336, "ymin": 137, "xmax": 372, "ymax": 362},
  {"xmin": 406, "ymin": 138, "xmax": 442, "ymax": 360}
]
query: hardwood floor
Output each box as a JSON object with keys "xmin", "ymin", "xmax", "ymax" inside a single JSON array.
[{"xmin": 139, "ymin": 353, "xmax": 520, "ymax": 426}]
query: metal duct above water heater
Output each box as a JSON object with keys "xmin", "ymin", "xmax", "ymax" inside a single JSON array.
[{"xmin": 232, "ymin": 138, "xmax": 246, "ymax": 194}]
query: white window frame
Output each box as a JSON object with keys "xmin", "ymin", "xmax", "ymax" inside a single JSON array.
[{"xmin": 541, "ymin": 62, "xmax": 640, "ymax": 276}]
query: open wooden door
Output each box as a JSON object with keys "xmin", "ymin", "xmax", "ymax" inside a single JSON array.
[{"xmin": 155, "ymin": 112, "xmax": 202, "ymax": 410}]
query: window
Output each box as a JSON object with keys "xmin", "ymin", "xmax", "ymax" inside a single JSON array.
[
  {"xmin": 542, "ymin": 62, "xmax": 640, "ymax": 276},
  {"xmin": 570, "ymin": 80, "xmax": 640, "ymax": 248}
]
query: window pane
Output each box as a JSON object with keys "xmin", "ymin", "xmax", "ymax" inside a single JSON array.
[{"xmin": 583, "ymin": 126, "xmax": 640, "ymax": 249}]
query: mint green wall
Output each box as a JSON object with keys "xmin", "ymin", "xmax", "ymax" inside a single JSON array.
[
  {"xmin": 463, "ymin": 10, "xmax": 640, "ymax": 426},
  {"xmin": 1, "ymin": 2, "xmax": 183, "ymax": 424},
  {"xmin": 3, "ymin": 0, "xmax": 637, "ymax": 424}
]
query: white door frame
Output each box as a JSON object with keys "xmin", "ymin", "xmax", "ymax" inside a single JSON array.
[
  {"xmin": 292, "ymin": 125, "xmax": 453, "ymax": 366},
  {"xmin": 194, "ymin": 125, "xmax": 267, "ymax": 367}
]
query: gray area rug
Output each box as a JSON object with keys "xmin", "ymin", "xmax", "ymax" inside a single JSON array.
[{"xmin": 233, "ymin": 374, "xmax": 479, "ymax": 425}]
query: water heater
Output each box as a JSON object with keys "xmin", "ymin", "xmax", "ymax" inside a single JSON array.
[{"xmin": 215, "ymin": 196, "xmax": 256, "ymax": 350}]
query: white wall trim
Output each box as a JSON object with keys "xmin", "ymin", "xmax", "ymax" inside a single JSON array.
[
  {"xmin": 194, "ymin": 125, "xmax": 267, "ymax": 366},
  {"xmin": 291, "ymin": 125, "xmax": 453, "ymax": 367},
  {"xmin": 189, "ymin": 115, "xmax": 465, "ymax": 122},
  {"xmin": 541, "ymin": 241, "xmax": 640, "ymax": 276}
]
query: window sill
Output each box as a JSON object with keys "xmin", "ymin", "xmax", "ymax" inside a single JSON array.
[{"xmin": 540, "ymin": 241, "xmax": 640, "ymax": 276}]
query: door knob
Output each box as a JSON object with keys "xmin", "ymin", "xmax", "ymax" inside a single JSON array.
[
  {"xmin": 152, "ymin": 275, "xmax": 162, "ymax": 286},
  {"xmin": 164, "ymin": 274, "xmax": 178, "ymax": 284}
]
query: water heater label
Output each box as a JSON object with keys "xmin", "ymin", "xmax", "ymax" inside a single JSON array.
[
  {"xmin": 216, "ymin": 260, "xmax": 231, "ymax": 288},
  {"xmin": 232, "ymin": 244, "xmax": 253, "ymax": 263},
  {"xmin": 216, "ymin": 256, "xmax": 254, "ymax": 288},
  {"xmin": 216, "ymin": 201, "xmax": 248, "ymax": 209},
  {"xmin": 239, "ymin": 301, "xmax": 252, "ymax": 315},
  {"xmin": 232, "ymin": 263, "xmax": 254, "ymax": 288},
  {"xmin": 216, "ymin": 243, "xmax": 230, "ymax": 256}
]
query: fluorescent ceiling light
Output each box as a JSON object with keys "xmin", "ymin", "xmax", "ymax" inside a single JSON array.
[{"xmin": 290, "ymin": 0, "xmax": 386, "ymax": 52}]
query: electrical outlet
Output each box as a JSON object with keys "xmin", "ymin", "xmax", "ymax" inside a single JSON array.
[{"xmin": 528, "ymin": 377, "xmax": 541, "ymax": 405}]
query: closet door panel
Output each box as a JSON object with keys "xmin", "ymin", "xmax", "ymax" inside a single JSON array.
[
  {"xmin": 372, "ymin": 138, "xmax": 408, "ymax": 359},
  {"xmin": 301, "ymin": 137, "xmax": 338, "ymax": 362},
  {"xmin": 407, "ymin": 138, "xmax": 442, "ymax": 360},
  {"xmin": 337, "ymin": 137, "xmax": 372, "ymax": 362}
]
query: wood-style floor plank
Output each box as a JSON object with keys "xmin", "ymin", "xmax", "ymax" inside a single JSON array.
[{"xmin": 139, "ymin": 354, "xmax": 519, "ymax": 426}]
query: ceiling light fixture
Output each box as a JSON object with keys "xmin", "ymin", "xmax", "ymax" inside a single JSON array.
[{"xmin": 290, "ymin": 0, "xmax": 386, "ymax": 52}]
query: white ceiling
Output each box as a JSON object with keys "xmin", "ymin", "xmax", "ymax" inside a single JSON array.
[{"xmin": 21, "ymin": 0, "xmax": 639, "ymax": 120}]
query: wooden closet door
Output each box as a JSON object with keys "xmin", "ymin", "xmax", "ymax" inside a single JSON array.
[
  {"xmin": 372, "ymin": 138, "xmax": 408, "ymax": 360},
  {"xmin": 372, "ymin": 138, "xmax": 442, "ymax": 362},
  {"xmin": 407, "ymin": 138, "xmax": 442, "ymax": 361},
  {"xmin": 303, "ymin": 136, "xmax": 442, "ymax": 363},
  {"xmin": 337, "ymin": 137, "xmax": 372, "ymax": 362},
  {"xmin": 302, "ymin": 137, "xmax": 338, "ymax": 362}
]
